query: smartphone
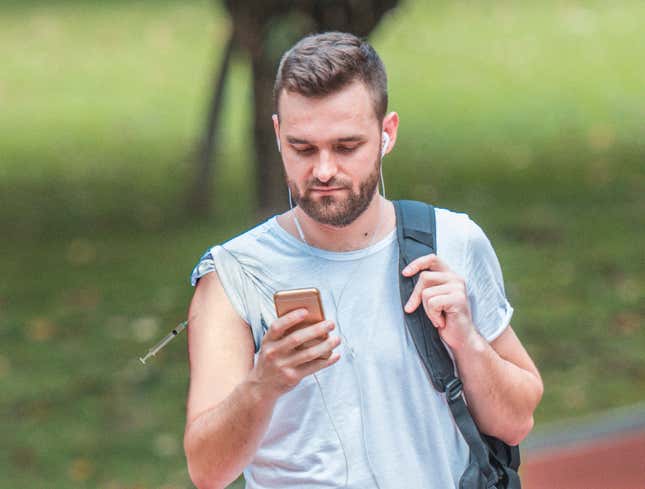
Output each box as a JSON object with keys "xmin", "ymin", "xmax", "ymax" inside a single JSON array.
[{"xmin": 273, "ymin": 287, "xmax": 329, "ymax": 358}]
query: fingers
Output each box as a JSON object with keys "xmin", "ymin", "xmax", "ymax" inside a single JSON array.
[
  {"xmin": 402, "ymin": 253, "xmax": 456, "ymax": 314},
  {"xmin": 264, "ymin": 308, "xmax": 309, "ymax": 341},
  {"xmin": 296, "ymin": 351, "xmax": 342, "ymax": 379},
  {"xmin": 257, "ymin": 324, "xmax": 341, "ymax": 394},
  {"xmin": 402, "ymin": 253, "xmax": 449, "ymax": 277},
  {"xmin": 275, "ymin": 320, "xmax": 335, "ymax": 354},
  {"xmin": 257, "ymin": 313, "xmax": 341, "ymax": 397},
  {"xmin": 286, "ymin": 334, "xmax": 341, "ymax": 367},
  {"xmin": 403, "ymin": 272, "xmax": 458, "ymax": 313},
  {"xmin": 262, "ymin": 316, "xmax": 335, "ymax": 362},
  {"xmin": 422, "ymin": 292, "xmax": 452, "ymax": 329}
]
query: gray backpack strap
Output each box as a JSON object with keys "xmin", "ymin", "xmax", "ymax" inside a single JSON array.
[
  {"xmin": 394, "ymin": 200, "xmax": 501, "ymax": 488},
  {"xmin": 393, "ymin": 200, "xmax": 452, "ymax": 391}
]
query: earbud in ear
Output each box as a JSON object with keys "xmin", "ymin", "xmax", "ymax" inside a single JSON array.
[
  {"xmin": 276, "ymin": 137, "xmax": 281, "ymax": 153},
  {"xmin": 381, "ymin": 132, "xmax": 390, "ymax": 158}
]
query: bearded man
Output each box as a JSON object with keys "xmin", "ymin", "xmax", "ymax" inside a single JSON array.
[{"xmin": 183, "ymin": 32, "xmax": 543, "ymax": 489}]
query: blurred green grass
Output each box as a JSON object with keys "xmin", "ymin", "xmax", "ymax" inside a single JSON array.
[{"xmin": 1, "ymin": 0, "xmax": 643, "ymax": 488}]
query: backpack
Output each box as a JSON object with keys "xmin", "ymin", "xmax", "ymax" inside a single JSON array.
[{"xmin": 393, "ymin": 200, "xmax": 522, "ymax": 489}]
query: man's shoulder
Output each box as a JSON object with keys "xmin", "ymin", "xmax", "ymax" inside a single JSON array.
[
  {"xmin": 432, "ymin": 205, "xmax": 476, "ymax": 236},
  {"xmin": 433, "ymin": 205, "xmax": 470, "ymax": 223},
  {"xmin": 394, "ymin": 200, "xmax": 479, "ymax": 246},
  {"xmin": 402, "ymin": 203, "xmax": 488, "ymax": 263},
  {"xmin": 220, "ymin": 216, "xmax": 277, "ymax": 252},
  {"xmin": 395, "ymin": 200, "xmax": 472, "ymax": 226},
  {"xmin": 210, "ymin": 214, "xmax": 300, "ymax": 268},
  {"xmin": 192, "ymin": 218, "xmax": 276, "ymax": 275},
  {"xmin": 190, "ymin": 216, "xmax": 279, "ymax": 287}
]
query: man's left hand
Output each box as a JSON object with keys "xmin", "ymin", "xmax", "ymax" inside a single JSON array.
[{"xmin": 402, "ymin": 254, "xmax": 478, "ymax": 351}]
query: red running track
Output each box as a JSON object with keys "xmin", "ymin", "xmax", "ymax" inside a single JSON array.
[{"xmin": 522, "ymin": 429, "xmax": 645, "ymax": 489}]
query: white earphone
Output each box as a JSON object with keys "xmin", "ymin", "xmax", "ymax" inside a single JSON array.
[
  {"xmin": 276, "ymin": 137, "xmax": 281, "ymax": 153},
  {"xmin": 381, "ymin": 132, "xmax": 390, "ymax": 158}
]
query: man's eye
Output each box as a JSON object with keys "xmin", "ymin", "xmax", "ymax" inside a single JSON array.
[
  {"xmin": 294, "ymin": 147, "xmax": 315, "ymax": 155},
  {"xmin": 336, "ymin": 146, "xmax": 358, "ymax": 153}
]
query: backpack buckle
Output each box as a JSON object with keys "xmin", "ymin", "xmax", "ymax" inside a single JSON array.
[{"xmin": 445, "ymin": 378, "xmax": 463, "ymax": 402}]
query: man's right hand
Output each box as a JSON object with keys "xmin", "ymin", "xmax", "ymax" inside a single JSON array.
[
  {"xmin": 185, "ymin": 275, "xmax": 340, "ymax": 489},
  {"xmin": 248, "ymin": 308, "xmax": 341, "ymax": 399}
]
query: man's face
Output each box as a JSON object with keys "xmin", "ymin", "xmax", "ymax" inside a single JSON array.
[{"xmin": 274, "ymin": 81, "xmax": 383, "ymax": 227}]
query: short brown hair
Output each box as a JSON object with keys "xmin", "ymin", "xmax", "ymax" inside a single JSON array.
[{"xmin": 273, "ymin": 32, "xmax": 388, "ymax": 120}]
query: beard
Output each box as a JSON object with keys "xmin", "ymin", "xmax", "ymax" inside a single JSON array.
[{"xmin": 288, "ymin": 157, "xmax": 382, "ymax": 227}]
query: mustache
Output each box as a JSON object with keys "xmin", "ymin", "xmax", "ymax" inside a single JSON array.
[{"xmin": 305, "ymin": 178, "xmax": 351, "ymax": 189}]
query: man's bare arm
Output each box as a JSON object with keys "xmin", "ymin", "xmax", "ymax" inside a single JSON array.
[
  {"xmin": 403, "ymin": 254, "xmax": 543, "ymax": 446},
  {"xmin": 183, "ymin": 272, "xmax": 266, "ymax": 489},
  {"xmin": 451, "ymin": 325, "xmax": 543, "ymax": 446},
  {"xmin": 184, "ymin": 272, "xmax": 341, "ymax": 489}
]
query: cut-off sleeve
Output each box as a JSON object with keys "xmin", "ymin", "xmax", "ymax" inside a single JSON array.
[
  {"xmin": 464, "ymin": 220, "xmax": 514, "ymax": 342},
  {"xmin": 190, "ymin": 245, "xmax": 266, "ymax": 350}
]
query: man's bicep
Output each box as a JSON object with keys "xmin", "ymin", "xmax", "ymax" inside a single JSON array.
[
  {"xmin": 186, "ymin": 272, "xmax": 255, "ymax": 425},
  {"xmin": 490, "ymin": 325, "xmax": 541, "ymax": 382}
]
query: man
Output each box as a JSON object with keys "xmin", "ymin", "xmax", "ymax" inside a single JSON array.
[{"xmin": 184, "ymin": 32, "xmax": 543, "ymax": 489}]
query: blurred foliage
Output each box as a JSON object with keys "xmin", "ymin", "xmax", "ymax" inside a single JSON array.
[{"xmin": 0, "ymin": 0, "xmax": 643, "ymax": 488}]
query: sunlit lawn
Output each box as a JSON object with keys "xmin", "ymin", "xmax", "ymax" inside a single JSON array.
[{"xmin": 1, "ymin": 0, "xmax": 643, "ymax": 488}]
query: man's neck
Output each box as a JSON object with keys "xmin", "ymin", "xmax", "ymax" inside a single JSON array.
[{"xmin": 278, "ymin": 196, "xmax": 396, "ymax": 252}]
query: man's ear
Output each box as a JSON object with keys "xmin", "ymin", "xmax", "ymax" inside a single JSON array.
[
  {"xmin": 272, "ymin": 114, "xmax": 281, "ymax": 153},
  {"xmin": 381, "ymin": 111, "xmax": 400, "ymax": 157}
]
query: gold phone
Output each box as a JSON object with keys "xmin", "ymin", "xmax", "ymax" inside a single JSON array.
[{"xmin": 273, "ymin": 287, "xmax": 329, "ymax": 357}]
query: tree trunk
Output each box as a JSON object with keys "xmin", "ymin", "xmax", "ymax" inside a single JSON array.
[
  {"xmin": 251, "ymin": 49, "xmax": 287, "ymax": 217},
  {"xmin": 186, "ymin": 31, "xmax": 235, "ymax": 215}
]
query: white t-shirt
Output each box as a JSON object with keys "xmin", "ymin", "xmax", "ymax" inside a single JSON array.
[{"xmin": 191, "ymin": 206, "xmax": 514, "ymax": 489}]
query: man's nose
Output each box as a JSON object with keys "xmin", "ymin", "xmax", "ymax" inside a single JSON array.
[{"xmin": 312, "ymin": 149, "xmax": 337, "ymax": 183}]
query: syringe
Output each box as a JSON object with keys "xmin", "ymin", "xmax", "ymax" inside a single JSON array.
[{"xmin": 139, "ymin": 317, "xmax": 192, "ymax": 365}]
